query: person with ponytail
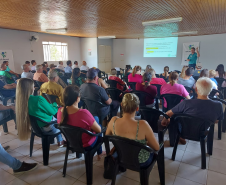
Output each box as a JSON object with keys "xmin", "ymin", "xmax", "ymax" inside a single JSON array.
[
  {"xmin": 57, "ymin": 85, "xmax": 105, "ymax": 160},
  {"xmin": 106, "ymin": 93, "xmax": 159, "ymax": 167},
  {"xmin": 16, "ymin": 78, "xmax": 65, "ymax": 147},
  {"xmin": 136, "ymin": 72, "xmax": 157, "ymax": 108},
  {"xmin": 160, "ymin": 66, "xmax": 170, "ymax": 82},
  {"xmin": 128, "ymin": 65, "xmax": 143, "ymax": 83},
  {"xmin": 160, "ymin": 71, "xmax": 190, "ymax": 108},
  {"xmin": 215, "ymin": 64, "xmax": 226, "ymax": 78}
]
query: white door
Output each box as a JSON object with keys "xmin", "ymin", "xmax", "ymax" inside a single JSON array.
[{"xmin": 98, "ymin": 45, "xmax": 112, "ymax": 73}]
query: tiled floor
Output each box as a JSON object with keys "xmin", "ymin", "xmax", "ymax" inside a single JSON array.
[{"xmin": 1, "ymin": 120, "xmax": 226, "ymax": 185}]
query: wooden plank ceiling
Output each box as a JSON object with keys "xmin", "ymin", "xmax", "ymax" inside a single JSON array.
[{"xmin": 0, "ymin": 0, "xmax": 226, "ymax": 38}]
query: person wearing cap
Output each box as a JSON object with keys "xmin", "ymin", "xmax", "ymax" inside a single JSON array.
[
  {"xmin": 80, "ymin": 68, "xmax": 120, "ymax": 120},
  {"xmin": 193, "ymin": 62, "xmax": 202, "ymax": 77},
  {"xmin": 21, "ymin": 64, "xmax": 33, "ymax": 79},
  {"xmin": 40, "ymin": 70, "xmax": 64, "ymax": 106},
  {"xmin": 187, "ymin": 47, "xmax": 200, "ymax": 69}
]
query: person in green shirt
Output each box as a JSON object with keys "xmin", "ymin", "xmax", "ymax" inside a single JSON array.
[
  {"xmin": 0, "ymin": 64, "xmax": 16, "ymax": 84},
  {"xmin": 187, "ymin": 47, "xmax": 200, "ymax": 69},
  {"xmin": 3, "ymin": 61, "xmax": 19, "ymax": 78},
  {"xmin": 15, "ymin": 78, "xmax": 66, "ymax": 147},
  {"xmin": 72, "ymin": 68, "xmax": 86, "ymax": 87}
]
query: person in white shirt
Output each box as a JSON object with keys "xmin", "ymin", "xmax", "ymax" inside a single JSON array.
[
  {"xmin": 57, "ymin": 61, "xmax": 65, "ymax": 71},
  {"xmin": 72, "ymin": 61, "xmax": 79, "ymax": 69},
  {"xmin": 80, "ymin": 61, "xmax": 89, "ymax": 71},
  {"xmin": 31, "ymin": 60, "xmax": 36, "ymax": 71},
  {"xmin": 21, "ymin": 64, "xmax": 34, "ymax": 79}
]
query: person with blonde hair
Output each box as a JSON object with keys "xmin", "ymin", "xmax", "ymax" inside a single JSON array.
[
  {"xmin": 179, "ymin": 66, "xmax": 189, "ymax": 78},
  {"xmin": 128, "ymin": 66, "xmax": 142, "ymax": 83},
  {"xmin": 160, "ymin": 71, "xmax": 190, "ymax": 109},
  {"xmin": 161, "ymin": 77, "xmax": 223, "ymax": 145},
  {"xmin": 106, "ymin": 93, "xmax": 159, "ymax": 167},
  {"xmin": 16, "ymin": 78, "xmax": 65, "ymax": 147},
  {"xmin": 209, "ymin": 70, "xmax": 218, "ymax": 86}
]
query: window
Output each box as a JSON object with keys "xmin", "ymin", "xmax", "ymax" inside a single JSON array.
[{"xmin": 42, "ymin": 41, "xmax": 68, "ymax": 61}]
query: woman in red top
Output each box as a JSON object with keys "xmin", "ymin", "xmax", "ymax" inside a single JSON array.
[
  {"xmin": 109, "ymin": 68, "xmax": 127, "ymax": 91},
  {"xmin": 128, "ymin": 66, "xmax": 143, "ymax": 83},
  {"xmin": 136, "ymin": 72, "xmax": 157, "ymax": 108},
  {"xmin": 57, "ymin": 85, "xmax": 105, "ymax": 160}
]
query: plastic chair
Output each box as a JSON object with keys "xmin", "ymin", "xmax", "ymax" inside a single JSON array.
[
  {"xmin": 0, "ymin": 90, "xmax": 15, "ymax": 106},
  {"xmin": 160, "ymin": 94, "xmax": 185, "ymax": 113},
  {"xmin": 106, "ymin": 88, "xmax": 123, "ymax": 102},
  {"xmin": 82, "ymin": 98, "xmax": 110, "ymax": 154},
  {"xmin": 209, "ymin": 97, "xmax": 226, "ymax": 139},
  {"xmin": 36, "ymin": 81, "xmax": 44, "ymax": 87},
  {"xmin": 59, "ymin": 124, "xmax": 105, "ymax": 184},
  {"xmin": 64, "ymin": 73, "xmax": 72, "ymax": 79},
  {"xmin": 0, "ymin": 109, "xmax": 16, "ymax": 133},
  {"xmin": 170, "ymin": 114, "xmax": 214, "ymax": 169},
  {"xmin": 193, "ymin": 76, "xmax": 199, "ymax": 82},
  {"xmin": 209, "ymin": 89, "xmax": 224, "ymax": 99},
  {"xmin": 31, "ymin": 70, "xmax": 36, "ymax": 74},
  {"xmin": 107, "ymin": 80, "xmax": 121, "ymax": 89},
  {"xmin": 106, "ymin": 136, "xmax": 165, "ymax": 185},
  {"xmin": 42, "ymin": 93, "xmax": 58, "ymax": 104},
  {"xmin": 133, "ymin": 91, "xmax": 156, "ymax": 107},
  {"xmin": 152, "ymin": 84, "xmax": 162, "ymax": 110},
  {"xmin": 127, "ymin": 82, "xmax": 136, "ymax": 91},
  {"xmin": 140, "ymin": 107, "xmax": 169, "ymax": 143},
  {"xmin": 29, "ymin": 115, "xmax": 61, "ymax": 165},
  {"xmin": 155, "ymin": 74, "xmax": 160, "ymax": 78},
  {"xmin": 184, "ymin": 86, "xmax": 197, "ymax": 99},
  {"xmin": 174, "ymin": 70, "xmax": 181, "ymax": 74},
  {"xmin": 120, "ymin": 74, "xmax": 128, "ymax": 83}
]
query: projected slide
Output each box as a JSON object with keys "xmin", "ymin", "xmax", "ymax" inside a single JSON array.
[{"xmin": 143, "ymin": 37, "xmax": 178, "ymax": 57}]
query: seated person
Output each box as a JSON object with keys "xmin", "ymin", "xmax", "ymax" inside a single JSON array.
[
  {"xmin": 49, "ymin": 64, "xmax": 67, "ymax": 88},
  {"xmin": 43, "ymin": 62, "xmax": 49, "ymax": 71},
  {"xmin": 33, "ymin": 65, "xmax": 49, "ymax": 83},
  {"xmin": 199, "ymin": 69, "xmax": 217, "ymax": 89},
  {"xmin": 30, "ymin": 60, "xmax": 36, "ymax": 71},
  {"xmin": 3, "ymin": 61, "xmax": 19, "ymax": 78},
  {"xmin": 178, "ymin": 67, "xmax": 196, "ymax": 88},
  {"xmin": 145, "ymin": 65, "xmax": 152, "ymax": 73},
  {"xmin": 136, "ymin": 72, "xmax": 157, "ymax": 108},
  {"xmin": 80, "ymin": 68, "xmax": 120, "ymax": 119},
  {"xmin": 149, "ymin": 69, "xmax": 167, "ymax": 85},
  {"xmin": 215, "ymin": 64, "xmax": 226, "ymax": 78},
  {"xmin": 80, "ymin": 61, "xmax": 89, "ymax": 71},
  {"xmin": 0, "ymin": 64, "xmax": 15, "ymax": 84},
  {"xmin": 161, "ymin": 77, "xmax": 224, "ymax": 144},
  {"xmin": 0, "ymin": 79, "xmax": 16, "ymax": 100},
  {"xmin": 179, "ymin": 66, "xmax": 189, "ymax": 78},
  {"xmin": 160, "ymin": 72, "xmax": 190, "ymax": 108},
  {"xmin": 72, "ymin": 68, "xmax": 86, "ymax": 87},
  {"xmin": 159, "ymin": 66, "xmax": 170, "ymax": 82},
  {"xmin": 128, "ymin": 66, "xmax": 143, "ymax": 83},
  {"xmin": 209, "ymin": 70, "xmax": 218, "ymax": 86},
  {"xmin": 72, "ymin": 61, "xmax": 79, "ymax": 69},
  {"xmin": 42, "ymin": 63, "xmax": 48, "ymax": 75},
  {"xmin": 21, "ymin": 64, "xmax": 33, "ymax": 79},
  {"xmin": 106, "ymin": 93, "xmax": 159, "ymax": 167},
  {"xmin": 57, "ymin": 61, "xmax": 65, "ymax": 71},
  {"xmin": 25, "ymin": 61, "xmax": 31, "ymax": 70},
  {"xmin": 65, "ymin": 60, "xmax": 72, "ymax": 73},
  {"xmin": 109, "ymin": 68, "xmax": 126, "ymax": 91},
  {"xmin": 16, "ymin": 78, "xmax": 66, "ymax": 146},
  {"xmin": 40, "ymin": 70, "xmax": 64, "ymax": 106},
  {"xmin": 0, "ymin": 144, "xmax": 38, "ymax": 174},
  {"xmin": 193, "ymin": 62, "xmax": 202, "ymax": 77},
  {"xmin": 125, "ymin": 65, "xmax": 132, "ymax": 76},
  {"xmin": 0, "ymin": 103, "xmax": 16, "ymax": 134},
  {"xmin": 93, "ymin": 68, "xmax": 108, "ymax": 89},
  {"xmin": 57, "ymin": 85, "xmax": 105, "ymax": 160}
]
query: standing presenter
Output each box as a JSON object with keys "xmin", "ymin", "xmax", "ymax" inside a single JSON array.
[{"xmin": 187, "ymin": 47, "xmax": 200, "ymax": 69}]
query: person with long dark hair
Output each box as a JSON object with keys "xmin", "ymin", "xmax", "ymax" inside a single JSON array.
[
  {"xmin": 215, "ymin": 64, "xmax": 226, "ymax": 78},
  {"xmin": 71, "ymin": 68, "xmax": 85, "ymax": 87},
  {"xmin": 160, "ymin": 66, "xmax": 170, "ymax": 82},
  {"xmin": 57, "ymin": 85, "xmax": 105, "ymax": 160},
  {"xmin": 136, "ymin": 72, "xmax": 157, "ymax": 108}
]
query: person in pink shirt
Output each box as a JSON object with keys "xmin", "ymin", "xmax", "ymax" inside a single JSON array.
[
  {"xmin": 33, "ymin": 65, "xmax": 48, "ymax": 83},
  {"xmin": 57, "ymin": 85, "xmax": 105, "ymax": 160},
  {"xmin": 149, "ymin": 69, "xmax": 167, "ymax": 85},
  {"xmin": 160, "ymin": 71, "xmax": 190, "ymax": 108},
  {"xmin": 128, "ymin": 66, "xmax": 143, "ymax": 83}
]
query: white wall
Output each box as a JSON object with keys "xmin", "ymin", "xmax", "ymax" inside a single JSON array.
[
  {"xmin": 80, "ymin": 38, "xmax": 98, "ymax": 68},
  {"xmin": 113, "ymin": 34, "xmax": 226, "ymax": 73},
  {"xmin": 0, "ymin": 28, "xmax": 81, "ymax": 73}
]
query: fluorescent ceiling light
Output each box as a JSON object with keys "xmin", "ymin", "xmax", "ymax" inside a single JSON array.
[
  {"xmin": 142, "ymin": 17, "xmax": 182, "ymax": 26},
  {"xmin": 98, "ymin": 36, "xmax": 116, "ymax": 39},
  {"xmin": 46, "ymin": 28, "xmax": 67, "ymax": 33},
  {"xmin": 172, "ymin": 31, "xmax": 198, "ymax": 35}
]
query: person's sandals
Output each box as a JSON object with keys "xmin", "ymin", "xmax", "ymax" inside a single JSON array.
[{"xmin": 13, "ymin": 162, "xmax": 38, "ymax": 174}]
